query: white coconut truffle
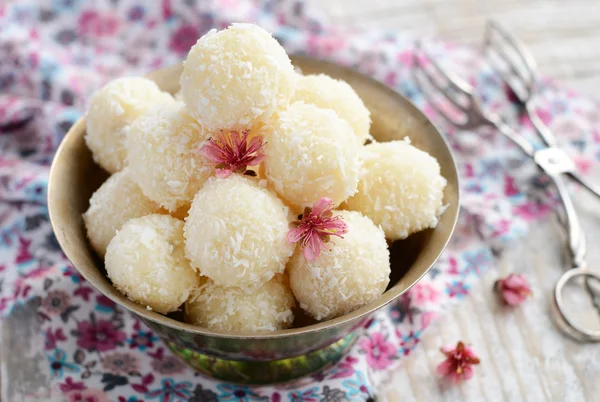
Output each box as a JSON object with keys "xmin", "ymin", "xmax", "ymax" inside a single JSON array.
[
  {"xmin": 127, "ymin": 102, "xmax": 212, "ymax": 212},
  {"xmin": 184, "ymin": 276, "xmax": 295, "ymax": 332},
  {"xmin": 288, "ymin": 210, "xmax": 390, "ymax": 321},
  {"xmin": 263, "ymin": 102, "xmax": 361, "ymax": 211},
  {"xmin": 85, "ymin": 77, "xmax": 174, "ymax": 173},
  {"xmin": 345, "ymin": 140, "xmax": 447, "ymax": 240},
  {"xmin": 184, "ymin": 175, "xmax": 294, "ymax": 291},
  {"xmin": 105, "ymin": 214, "xmax": 199, "ymax": 314},
  {"xmin": 180, "ymin": 23, "xmax": 296, "ymax": 130},
  {"xmin": 83, "ymin": 169, "xmax": 161, "ymax": 257},
  {"xmin": 292, "ymin": 74, "xmax": 371, "ymax": 145}
]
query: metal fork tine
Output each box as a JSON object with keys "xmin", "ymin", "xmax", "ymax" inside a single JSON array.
[
  {"xmin": 415, "ymin": 41, "xmax": 475, "ymax": 98},
  {"xmin": 486, "ymin": 20, "xmax": 537, "ymax": 75},
  {"xmin": 413, "ymin": 67, "xmax": 465, "ymax": 128},
  {"xmin": 487, "ymin": 43, "xmax": 532, "ymax": 87},
  {"xmin": 413, "ymin": 56, "xmax": 469, "ymax": 113},
  {"xmin": 484, "ymin": 20, "xmax": 536, "ymax": 91},
  {"xmin": 484, "ymin": 20, "xmax": 559, "ymax": 148},
  {"xmin": 413, "ymin": 45, "xmax": 473, "ymax": 128}
]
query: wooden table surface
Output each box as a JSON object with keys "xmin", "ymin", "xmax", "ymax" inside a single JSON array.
[
  {"xmin": 3, "ymin": 1, "xmax": 600, "ymax": 401},
  {"xmin": 309, "ymin": 1, "xmax": 600, "ymax": 401}
]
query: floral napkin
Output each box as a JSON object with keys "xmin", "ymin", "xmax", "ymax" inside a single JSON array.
[{"xmin": 1, "ymin": 0, "xmax": 600, "ymax": 401}]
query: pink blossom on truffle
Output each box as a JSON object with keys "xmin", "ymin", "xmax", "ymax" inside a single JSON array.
[
  {"xmin": 495, "ymin": 273, "xmax": 532, "ymax": 305},
  {"xmin": 287, "ymin": 197, "xmax": 348, "ymax": 261},
  {"xmin": 436, "ymin": 341, "xmax": 480, "ymax": 383},
  {"xmin": 200, "ymin": 130, "xmax": 265, "ymax": 178}
]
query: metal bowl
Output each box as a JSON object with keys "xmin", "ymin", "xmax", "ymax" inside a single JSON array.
[{"xmin": 48, "ymin": 56, "xmax": 459, "ymax": 384}]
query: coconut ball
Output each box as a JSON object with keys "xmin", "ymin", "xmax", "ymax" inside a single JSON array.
[
  {"xmin": 184, "ymin": 276, "xmax": 295, "ymax": 332},
  {"xmin": 83, "ymin": 169, "xmax": 161, "ymax": 257},
  {"xmin": 288, "ymin": 210, "xmax": 390, "ymax": 321},
  {"xmin": 105, "ymin": 214, "xmax": 199, "ymax": 314},
  {"xmin": 263, "ymin": 102, "xmax": 361, "ymax": 210},
  {"xmin": 85, "ymin": 77, "xmax": 174, "ymax": 173},
  {"xmin": 127, "ymin": 102, "xmax": 212, "ymax": 212},
  {"xmin": 180, "ymin": 23, "xmax": 296, "ymax": 130},
  {"xmin": 345, "ymin": 140, "xmax": 447, "ymax": 240},
  {"xmin": 292, "ymin": 74, "xmax": 371, "ymax": 145},
  {"xmin": 184, "ymin": 175, "xmax": 294, "ymax": 291}
]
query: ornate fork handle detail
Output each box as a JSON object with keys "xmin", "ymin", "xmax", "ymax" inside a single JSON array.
[{"xmin": 414, "ymin": 40, "xmax": 600, "ymax": 342}]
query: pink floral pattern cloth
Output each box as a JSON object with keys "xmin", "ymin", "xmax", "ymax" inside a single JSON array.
[{"xmin": 1, "ymin": 0, "xmax": 600, "ymax": 400}]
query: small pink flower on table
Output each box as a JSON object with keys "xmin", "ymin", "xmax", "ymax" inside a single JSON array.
[
  {"xmin": 287, "ymin": 197, "xmax": 348, "ymax": 261},
  {"xmin": 437, "ymin": 341, "xmax": 480, "ymax": 383},
  {"xmin": 200, "ymin": 130, "xmax": 265, "ymax": 178},
  {"xmin": 494, "ymin": 273, "xmax": 532, "ymax": 305}
]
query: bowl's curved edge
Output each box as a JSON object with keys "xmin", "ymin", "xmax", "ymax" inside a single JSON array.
[{"xmin": 48, "ymin": 59, "xmax": 460, "ymax": 340}]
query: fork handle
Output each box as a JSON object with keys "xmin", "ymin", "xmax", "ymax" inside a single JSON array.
[
  {"xmin": 549, "ymin": 173, "xmax": 587, "ymax": 268},
  {"xmin": 567, "ymin": 170, "xmax": 600, "ymax": 201},
  {"xmin": 527, "ymin": 102, "xmax": 559, "ymax": 148}
]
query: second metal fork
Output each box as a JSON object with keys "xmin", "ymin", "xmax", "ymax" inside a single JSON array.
[
  {"xmin": 483, "ymin": 20, "xmax": 600, "ymax": 200},
  {"xmin": 413, "ymin": 41, "xmax": 600, "ymax": 342}
]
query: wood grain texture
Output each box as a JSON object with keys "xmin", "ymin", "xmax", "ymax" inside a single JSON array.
[
  {"xmin": 306, "ymin": 1, "xmax": 600, "ymax": 400},
  {"xmin": 310, "ymin": 0, "xmax": 600, "ymax": 98},
  {"xmin": 381, "ymin": 207, "xmax": 600, "ymax": 402}
]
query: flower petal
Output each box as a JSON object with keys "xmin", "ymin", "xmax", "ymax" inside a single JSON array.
[
  {"xmin": 312, "ymin": 197, "xmax": 334, "ymax": 216},
  {"xmin": 246, "ymin": 153, "xmax": 266, "ymax": 166},
  {"xmin": 436, "ymin": 360, "xmax": 453, "ymax": 376},
  {"xmin": 201, "ymin": 141, "xmax": 225, "ymax": 163},
  {"xmin": 246, "ymin": 135, "xmax": 264, "ymax": 154},
  {"xmin": 215, "ymin": 168, "xmax": 233, "ymax": 178},
  {"xmin": 304, "ymin": 234, "xmax": 323, "ymax": 261},
  {"xmin": 287, "ymin": 226, "xmax": 309, "ymax": 243},
  {"xmin": 461, "ymin": 365, "xmax": 474, "ymax": 381},
  {"xmin": 502, "ymin": 289, "xmax": 526, "ymax": 305}
]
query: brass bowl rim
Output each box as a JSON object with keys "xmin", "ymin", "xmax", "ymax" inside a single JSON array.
[{"xmin": 48, "ymin": 58, "xmax": 460, "ymax": 340}]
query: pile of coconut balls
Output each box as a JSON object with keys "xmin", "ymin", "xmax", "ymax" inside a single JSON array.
[{"xmin": 82, "ymin": 23, "xmax": 447, "ymax": 333}]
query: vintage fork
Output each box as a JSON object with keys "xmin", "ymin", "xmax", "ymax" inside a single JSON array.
[
  {"xmin": 483, "ymin": 20, "xmax": 600, "ymax": 200},
  {"xmin": 413, "ymin": 42, "xmax": 600, "ymax": 341}
]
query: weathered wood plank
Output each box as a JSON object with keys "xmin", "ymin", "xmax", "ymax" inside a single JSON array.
[
  {"xmin": 312, "ymin": 0, "xmax": 600, "ymax": 97},
  {"xmin": 1, "ymin": 299, "xmax": 60, "ymax": 402}
]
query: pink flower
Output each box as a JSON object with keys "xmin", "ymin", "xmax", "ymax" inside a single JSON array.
[
  {"xmin": 169, "ymin": 24, "xmax": 199, "ymax": 55},
  {"xmin": 78, "ymin": 11, "xmax": 120, "ymax": 38},
  {"xmin": 409, "ymin": 282, "xmax": 440, "ymax": 305},
  {"xmin": 573, "ymin": 156, "xmax": 592, "ymax": 175},
  {"xmin": 45, "ymin": 328, "xmax": 67, "ymax": 350},
  {"xmin": 359, "ymin": 332, "xmax": 396, "ymax": 370},
  {"xmin": 436, "ymin": 341, "xmax": 480, "ymax": 383},
  {"xmin": 151, "ymin": 355, "xmax": 186, "ymax": 375},
  {"xmin": 514, "ymin": 201, "xmax": 552, "ymax": 221},
  {"xmin": 287, "ymin": 198, "xmax": 348, "ymax": 261},
  {"xmin": 200, "ymin": 130, "xmax": 265, "ymax": 178},
  {"xmin": 75, "ymin": 318, "xmax": 125, "ymax": 352},
  {"xmin": 494, "ymin": 273, "xmax": 532, "ymax": 305},
  {"xmin": 65, "ymin": 388, "xmax": 109, "ymax": 402},
  {"xmin": 59, "ymin": 377, "xmax": 85, "ymax": 393},
  {"xmin": 15, "ymin": 236, "xmax": 33, "ymax": 265},
  {"xmin": 102, "ymin": 352, "xmax": 140, "ymax": 374},
  {"xmin": 306, "ymin": 34, "xmax": 347, "ymax": 57},
  {"xmin": 504, "ymin": 174, "xmax": 519, "ymax": 196},
  {"xmin": 41, "ymin": 290, "xmax": 71, "ymax": 315}
]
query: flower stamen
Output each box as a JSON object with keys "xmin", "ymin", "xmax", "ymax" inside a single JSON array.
[
  {"xmin": 287, "ymin": 197, "xmax": 348, "ymax": 261},
  {"xmin": 200, "ymin": 130, "xmax": 266, "ymax": 178}
]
